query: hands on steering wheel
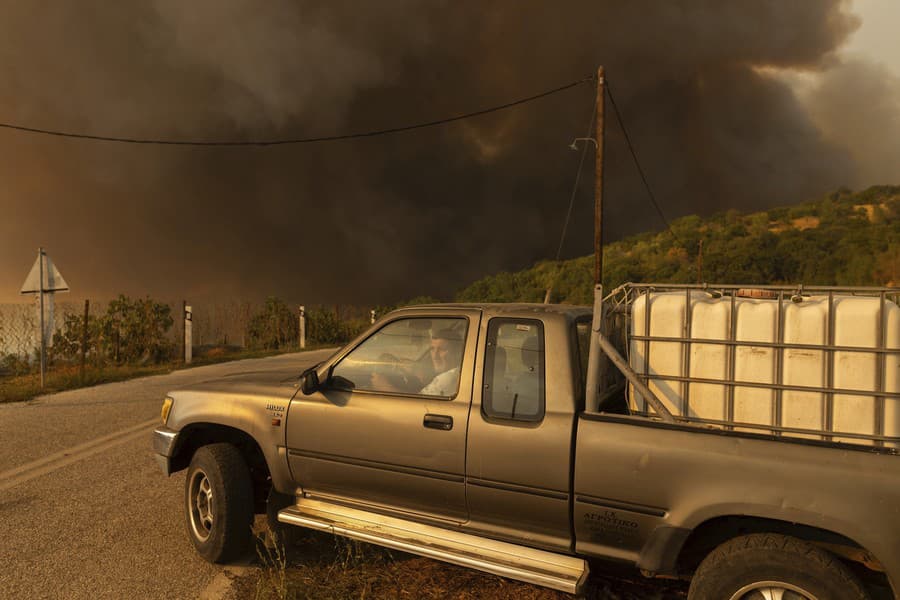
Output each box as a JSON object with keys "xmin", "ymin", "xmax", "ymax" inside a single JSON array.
[{"xmin": 370, "ymin": 353, "xmax": 410, "ymax": 392}]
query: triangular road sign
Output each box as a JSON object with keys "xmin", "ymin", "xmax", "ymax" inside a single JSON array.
[{"xmin": 20, "ymin": 250, "xmax": 70, "ymax": 294}]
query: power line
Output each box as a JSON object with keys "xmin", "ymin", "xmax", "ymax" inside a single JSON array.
[
  {"xmin": 0, "ymin": 76, "xmax": 594, "ymax": 147},
  {"xmin": 543, "ymin": 93, "xmax": 595, "ymax": 303},
  {"xmin": 554, "ymin": 102, "xmax": 596, "ymax": 262},
  {"xmin": 605, "ymin": 81, "xmax": 683, "ymax": 246}
]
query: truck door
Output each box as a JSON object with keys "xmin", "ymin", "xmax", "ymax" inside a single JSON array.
[
  {"xmin": 464, "ymin": 316, "xmax": 577, "ymax": 552},
  {"xmin": 285, "ymin": 311, "xmax": 480, "ymax": 523}
]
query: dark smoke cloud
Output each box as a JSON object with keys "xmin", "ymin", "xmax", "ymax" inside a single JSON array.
[
  {"xmin": 0, "ymin": 1, "xmax": 888, "ymax": 304},
  {"xmin": 804, "ymin": 58, "xmax": 900, "ymax": 185}
]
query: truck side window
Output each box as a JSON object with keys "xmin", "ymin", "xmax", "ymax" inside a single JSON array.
[
  {"xmin": 482, "ymin": 319, "xmax": 545, "ymax": 422},
  {"xmin": 331, "ymin": 317, "xmax": 468, "ymax": 397}
]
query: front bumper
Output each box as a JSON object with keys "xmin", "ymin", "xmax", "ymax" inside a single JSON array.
[{"xmin": 152, "ymin": 426, "xmax": 179, "ymax": 476}]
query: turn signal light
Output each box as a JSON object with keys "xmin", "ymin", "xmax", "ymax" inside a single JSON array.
[{"xmin": 161, "ymin": 397, "xmax": 174, "ymax": 424}]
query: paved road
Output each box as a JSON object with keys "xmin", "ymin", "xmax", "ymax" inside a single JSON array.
[
  {"xmin": 0, "ymin": 349, "xmax": 689, "ymax": 600},
  {"xmin": 0, "ymin": 350, "xmax": 332, "ymax": 600}
]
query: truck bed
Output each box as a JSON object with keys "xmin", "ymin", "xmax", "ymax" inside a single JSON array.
[{"xmin": 573, "ymin": 411, "xmax": 900, "ymax": 585}]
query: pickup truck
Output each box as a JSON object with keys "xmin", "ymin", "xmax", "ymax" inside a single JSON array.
[{"xmin": 153, "ymin": 286, "xmax": 900, "ymax": 600}]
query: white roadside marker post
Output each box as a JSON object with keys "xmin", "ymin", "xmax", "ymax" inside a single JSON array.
[
  {"xmin": 299, "ymin": 305, "xmax": 306, "ymax": 349},
  {"xmin": 184, "ymin": 304, "xmax": 193, "ymax": 364}
]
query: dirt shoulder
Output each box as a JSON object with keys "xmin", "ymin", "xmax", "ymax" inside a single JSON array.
[{"xmin": 231, "ymin": 528, "xmax": 688, "ymax": 600}]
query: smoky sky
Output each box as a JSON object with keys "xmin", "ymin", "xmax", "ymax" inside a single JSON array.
[{"xmin": 0, "ymin": 1, "xmax": 893, "ymax": 304}]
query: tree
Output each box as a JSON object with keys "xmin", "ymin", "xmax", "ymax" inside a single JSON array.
[
  {"xmin": 247, "ymin": 298, "xmax": 298, "ymax": 350},
  {"xmin": 452, "ymin": 185, "xmax": 900, "ymax": 301},
  {"xmin": 54, "ymin": 295, "xmax": 174, "ymax": 364},
  {"xmin": 53, "ymin": 312, "xmax": 100, "ymax": 363},
  {"xmin": 101, "ymin": 295, "xmax": 174, "ymax": 363},
  {"xmin": 874, "ymin": 243, "xmax": 900, "ymax": 286}
]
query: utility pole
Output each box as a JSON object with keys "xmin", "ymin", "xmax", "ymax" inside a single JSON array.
[
  {"xmin": 593, "ymin": 67, "xmax": 605, "ymax": 287},
  {"xmin": 697, "ymin": 239, "xmax": 704, "ymax": 284},
  {"xmin": 585, "ymin": 66, "xmax": 606, "ymax": 413}
]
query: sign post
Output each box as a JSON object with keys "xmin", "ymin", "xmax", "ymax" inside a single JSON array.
[{"xmin": 20, "ymin": 248, "xmax": 70, "ymax": 388}]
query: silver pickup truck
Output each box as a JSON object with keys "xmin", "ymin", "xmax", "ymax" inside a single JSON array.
[{"xmin": 154, "ymin": 285, "xmax": 900, "ymax": 599}]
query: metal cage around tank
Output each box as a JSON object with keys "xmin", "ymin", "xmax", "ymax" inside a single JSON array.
[{"xmin": 603, "ymin": 283, "xmax": 900, "ymax": 448}]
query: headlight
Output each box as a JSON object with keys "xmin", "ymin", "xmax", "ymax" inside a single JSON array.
[{"xmin": 161, "ymin": 396, "xmax": 174, "ymax": 424}]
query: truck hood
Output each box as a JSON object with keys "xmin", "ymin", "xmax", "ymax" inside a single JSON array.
[
  {"xmin": 170, "ymin": 365, "xmax": 302, "ymax": 400},
  {"xmin": 164, "ymin": 364, "xmax": 305, "ymax": 435}
]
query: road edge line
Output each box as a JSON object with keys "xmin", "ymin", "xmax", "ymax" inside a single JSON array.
[{"xmin": 0, "ymin": 419, "xmax": 159, "ymax": 491}]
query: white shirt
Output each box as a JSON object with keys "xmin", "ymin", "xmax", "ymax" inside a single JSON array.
[{"xmin": 419, "ymin": 368, "xmax": 460, "ymax": 396}]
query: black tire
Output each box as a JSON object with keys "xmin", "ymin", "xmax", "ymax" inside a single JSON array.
[
  {"xmin": 184, "ymin": 443, "xmax": 254, "ymax": 563},
  {"xmin": 688, "ymin": 534, "xmax": 869, "ymax": 600}
]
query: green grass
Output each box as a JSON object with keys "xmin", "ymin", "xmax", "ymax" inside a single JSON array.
[{"xmin": 0, "ymin": 344, "xmax": 332, "ymax": 403}]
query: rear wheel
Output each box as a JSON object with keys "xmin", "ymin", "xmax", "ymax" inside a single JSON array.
[
  {"xmin": 184, "ymin": 443, "xmax": 254, "ymax": 562},
  {"xmin": 688, "ymin": 534, "xmax": 869, "ymax": 600}
]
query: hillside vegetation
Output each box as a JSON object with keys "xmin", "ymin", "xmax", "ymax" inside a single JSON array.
[{"xmin": 456, "ymin": 185, "xmax": 900, "ymax": 305}]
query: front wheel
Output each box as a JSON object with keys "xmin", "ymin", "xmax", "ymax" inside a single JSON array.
[
  {"xmin": 688, "ymin": 534, "xmax": 869, "ymax": 600},
  {"xmin": 184, "ymin": 443, "xmax": 254, "ymax": 563}
]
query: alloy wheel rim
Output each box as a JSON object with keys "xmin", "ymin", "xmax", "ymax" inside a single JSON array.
[
  {"xmin": 188, "ymin": 469, "xmax": 214, "ymax": 542},
  {"xmin": 729, "ymin": 581, "xmax": 819, "ymax": 600}
]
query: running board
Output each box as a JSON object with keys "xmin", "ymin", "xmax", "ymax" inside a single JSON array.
[{"xmin": 279, "ymin": 498, "xmax": 589, "ymax": 594}]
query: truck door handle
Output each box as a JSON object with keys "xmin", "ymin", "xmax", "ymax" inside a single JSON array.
[{"xmin": 423, "ymin": 414, "xmax": 453, "ymax": 431}]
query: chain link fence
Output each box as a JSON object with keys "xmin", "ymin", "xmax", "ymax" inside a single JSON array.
[{"xmin": 0, "ymin": 298, "xmax": 378, "ymax": 376}]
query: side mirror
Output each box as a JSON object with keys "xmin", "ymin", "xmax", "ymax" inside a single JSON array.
[{"xmin": 300, "ymin": 368, "xmax": 320, "ymax": 395}]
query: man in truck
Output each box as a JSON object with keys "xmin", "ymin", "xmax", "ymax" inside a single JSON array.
[
  {"xmin": 367, "ymin": 324, "xmax": 464, "ymax": 396},
  {"xmin": 418, "ymin": 327, "xmax": 464, "ymax": 395}
]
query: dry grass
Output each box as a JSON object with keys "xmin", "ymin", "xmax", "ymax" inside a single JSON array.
[
  {"xmin": 247, "ymin": 528, "xmax": 688, "ymax": 600},
  {"xmin": 790, "ymin": 216, "xmax": 820, "ymax": 230},
  {"xmin": 0, "ymin": 363, "xmax": 172, "ymax": 403},
  {"xmin": 767, "ymin": 215, "xmax": 822, "ymax": 233},
  {"xmin": 187, "ymin": 342, "xmax": 337, "ymax": 367},
  {"xmin": 0, "ymin": 344, "xmax": 331, "ymax": 403},
  {"xmin": 854, "ymin": 203, "xmax": 891, "ymax": 222}
]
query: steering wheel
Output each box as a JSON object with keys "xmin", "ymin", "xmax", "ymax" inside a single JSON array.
[{"xmin": 371, "ymin": 353, "xmax": 411, "ymax": 390}]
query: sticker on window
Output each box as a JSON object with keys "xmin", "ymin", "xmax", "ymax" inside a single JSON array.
[{"xmin": 515, "ymin": 324, "xmax": 531, "ymax": 331}]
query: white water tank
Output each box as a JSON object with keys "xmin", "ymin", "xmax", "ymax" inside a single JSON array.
[{"xmin": 628, "ymin": 291, "xmax": 900, "ymax": 447}]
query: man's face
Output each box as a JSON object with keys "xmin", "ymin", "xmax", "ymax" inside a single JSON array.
[{"xmin": 430, "ymin": 337, "xmax": 454, "ymax": 373}]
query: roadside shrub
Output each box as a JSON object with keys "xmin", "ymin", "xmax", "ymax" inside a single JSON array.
[
  {"xmin": 0, "ymin": 352, "xmax": 31, "ymax": 376},
  {"xmin": 101, "ymin": 295, "xmax": 175, "ymax": 363},
  {"xmin": 53, "ymin": 312, "xmax": 100, "ymax": 364},
  {"xmin": 248, "ymin": 298, "xmax": 299, "ymax": 350},
  {"xmin": 306, "ymin": 307, "xmax": 366, "ymax": 345},
  {"xmin": 53, "ymin": 295, "xmax": 175, "ymax": 365}
]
